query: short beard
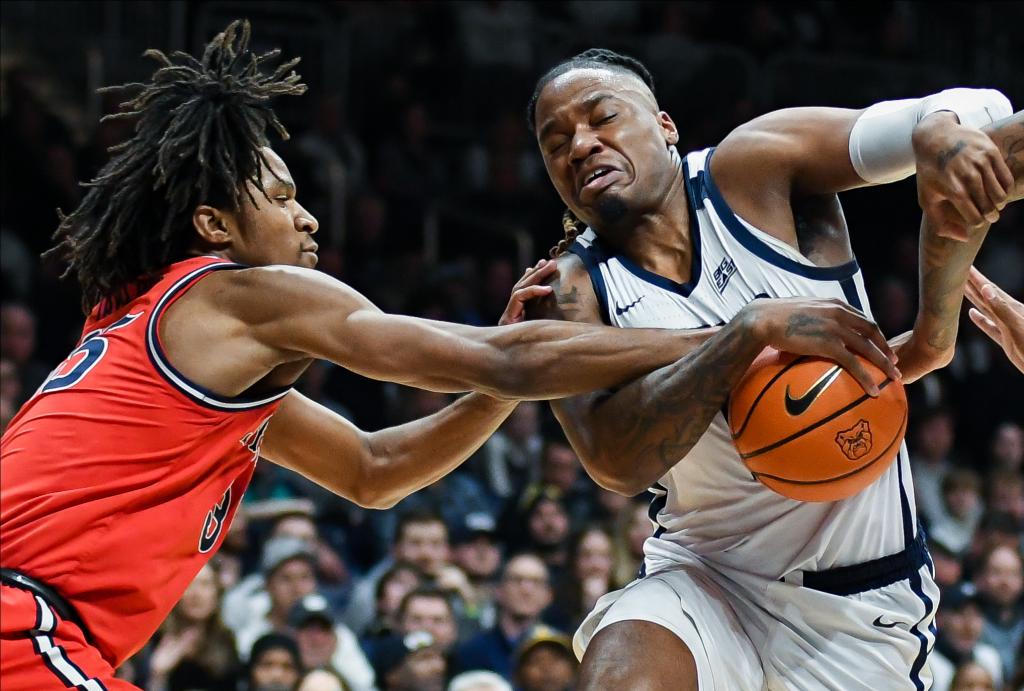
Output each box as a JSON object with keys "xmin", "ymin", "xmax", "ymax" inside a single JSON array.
[{"xmin": 594, "ymin": 194, "xmax": 629, "ymax": 230}]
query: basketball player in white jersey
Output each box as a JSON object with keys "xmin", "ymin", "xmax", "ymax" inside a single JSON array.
[{"xmin": 521, "ymin": 49, "xmax": 1022, "ymax": 690}]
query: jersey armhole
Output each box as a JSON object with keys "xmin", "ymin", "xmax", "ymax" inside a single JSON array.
[
  {"xmin": 146, "ymin": 264, "xmax": 291, "ymax": 411},
  {"xmin": 566, "ymin": 242, "xmax": 613, "ymax": 325}
]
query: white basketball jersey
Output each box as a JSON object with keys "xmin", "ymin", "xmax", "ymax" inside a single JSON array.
[{"xmin": 569, "ymin": 148, "xmax": 919, "ymax": 580}]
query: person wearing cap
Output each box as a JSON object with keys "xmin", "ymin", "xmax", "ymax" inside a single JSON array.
[
  {"xmin": 371, "ymin": 631, "xmax": 446, "ymax": 691},
  {"xmin": 451, "ymin": 513, "xmax": 503, "ymax": 632},
  {"xmin": 245, "ymin": 632, "xmax": 303, "ymax": 691},
  {"xmin": 454, "ymin": 553, "xmax": 553, "ymax": 681},
  {"xmin": 513, "ymin": 625, "xmax": 578, "ymax": 691},
  {"xmin": 290, "ymin": 592, "xmax": 375, "ymax": 691},
  {"xmin": 236, "ymin": 537, "xmax": 318, "ymax": 660},
  {"xmin": 931, "ymin": 582, "xmax": 1004, "ymax": 691}
]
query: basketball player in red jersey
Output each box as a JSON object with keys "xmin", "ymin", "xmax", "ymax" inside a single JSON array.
[{"xmin": 0, "ymin": 23, "xmax": 903, "ymax": 691}]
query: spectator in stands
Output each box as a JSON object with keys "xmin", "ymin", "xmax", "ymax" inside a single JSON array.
[
  {"xmin": 503, "ymin": 488, "xmax": 571, "ymax": 583},
  {"xmin": 147, "ymin": 562, "xmax": 240, "ymax": 691},
  {"xmin": 364, "ymin": 563, "xmax": 425, "ymax": 642},
  {"xmin": 447, "ymin": 670, "xmax": 512, "ymax": 691},
  {"xmin": 909, "ymin": 407, "xmax": 957, "ymax": 525},
  {"xmin": 949, "ymin": 660, "xmax": 996, "ymax": 691},
  {"xmin": 963, "ymin": 513, "xmax": 1023, "ymax": 581},
  {"xmin": 986, "ymin": 470, "xmax": 1024, "ymax": 523},
  {"xmin": 611, "ymin": 499, "xmax": 653, "ymax": 588},
  {"xmin": 535, "ymin": 429, "xmax": 595, "ymax": 528},
  {"xmin": 512, "ymin": 625, "xmax": 578, "ymax": 691},
  {"xmin": 290, "ymin": 593, "xmax": 374, "ymax": 691},
  {"xmin": 345, "ymin": 511, "xmax": 452, "ymax": 635},
  {"xmin": 989, "ymin": 421, "xmax": 1023, "ymax": 473},
  {"xmin": 930, "ymin": 537, "xmax": 965, "ymax": 590},
  {"xmin": 0, "ymin": 301, "xmax": 50, "ymax": 401},
  {"xmin": 397, "ymin": 587, "xmax": 460, "ymax": 655},
  {"xmin": 451, "ymin": 513, "xmax": 503, "ymax": 632},
  {"xmin": 930, "ymin": 469, "xmax": 985, "ymax": 555},
  {"xmin": 246, "ymin": 632, "xmax": 303, "ymax": 691},
  {"xmin": 0, "ymin": 356, "xmax": 20, "ymax": 433},
  {"xmin": 930, "ymin": 583, "xmax": 1003, "ymax": 691},
  {"xmin": 548, "ymin": 527, "xmax": 615, "ymax": 633},
  {"xmin": 298, "ymin": 668, "xmax": 350, "ymax": 691},
  {"xmin": 372, "ymin": 631, "xmax": 446, "ymax": 691},
  {"xmin": 455, "ymin": 553, "xmax": 553, "ymax": 680},
  {"xmin": 468, "ymin": 402, "xmax": 543, "ymax": 504},
  {"xmin": 236, "ymin": 538, "xmax": 318, "ymax": 659},
  {"xmin": 975, "ymin": 544, "xmax": 1024, "ymax": 680}
]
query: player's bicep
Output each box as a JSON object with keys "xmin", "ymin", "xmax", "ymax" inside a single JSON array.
[{"xmin": 261, "ymin": 390, "xmax": 372, "ymax": 502}]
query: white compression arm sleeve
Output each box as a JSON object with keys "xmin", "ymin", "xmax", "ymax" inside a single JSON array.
[{"xmin": 848, "ymin": 88, "xmax": 1013, "ymax": 184}]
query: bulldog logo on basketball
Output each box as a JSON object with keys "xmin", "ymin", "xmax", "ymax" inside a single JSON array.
[{"xmin": 835, "ymin": 420, "xmax": 873, "ymax": 460}]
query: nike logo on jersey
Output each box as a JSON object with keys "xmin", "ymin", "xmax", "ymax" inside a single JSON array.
[
  {"xmin": 615, "ymin": 296, "xmax": 645, "ymax": 315},
  {"xmin": 872, "ymin": 615, "xmax": 907, "ymax": 629},
  {"xmin": 784, "ymin": 365, "xmax": 842, "ymax": 416}
]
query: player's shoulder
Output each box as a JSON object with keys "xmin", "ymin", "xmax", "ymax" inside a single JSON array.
[{"xmin": 526, "ymin": 250, "xmax": 602, "ymax": 324}]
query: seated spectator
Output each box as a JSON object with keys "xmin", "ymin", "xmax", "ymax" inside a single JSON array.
[
  {"xmin": 930, "ymin": 469, "xmax": 984, "ymax": 555},
  {"xmin": 949, "ymin": 660, "xmax": 996, "ymax": 691},
  {"xmin": 931, "ymin": 583, "xmax": 1003, "ymax": 691},
  {"xmin": 503, "ymin": 488, "xmax": 571, "ymax": 583},
  {"xmin": 986, "ymin": 469, "xmax": 1024, "ymax": 523},
  {"xmin": 451, "ymin": 513, "xmax": 503, "ymax": 632},
  {"xmin": 513, "ymin": 625, "xmax": 578, "ymax": 691},
  {"xmin": 237, "ymin": 537, "xmax": 318, "ymax": 659},
  {"xmin": 466, "ymin": 402, "xmax": 542, "ymax": 503},
  {"xmin": 455, "ymin": 553, "xmax": 553, "ymax": 680},
  {"xmin": 344, "ymin": 510, "xmax": 452, "ymax": 634},
  {"xmin": 988, "ymin": 421, "xmax": 1023, "ymax": 473},
  {"xmin": 0, "ymin": 301, "xmax": 50, "ymax": 401},
  {"xmin": 290, "ymin": 593, "xmax": 375, "ymax": 691},
  {"xmin": 397, "ymin": 587, "xmax": 460, "ymax": 654},
  {"xmin": 909, "ymin": 407, "xmax": 957, "ymax": 525},
  {"xmin": 930, "ymin": 537, "xmax": 965, "ymax": 590},
  {"xmin": 298, "ymin": 668, "xmax": 350, "ymax": 691},
  {"xmin": 535, "ymin": 429, "xmax": 596, "ymax": 528},
  {"xmin": 365, "ymin": 562, "xmax": 425, "ymax": 640},
  {"xmin": 547, "ymin": 527, "xmax": 615, "ymax": 633},
  {"xmin": 975, "ymin": 544, "xmax": 1024, "ymax": 681},
  {"xmin": 447, "ymin": 670, "xmax": 512, "ymax": 691},
  {"xmin": 246, "ymin": 633, "xmax": 303, "ymax": 691},
  {"xmin": 146, "ymin": 562, "xmax": 240, "ymax": 691},
  {"xmin": 612, "ymin": 499, "xmax": 654, "ymax": 588},
  {"xmin": 962, "ymin": 513, "xmax": 1021, "ymax": 581},
  {"xmin": 371, "ymin": 632, "xmax": 447, "ymax": 691}
]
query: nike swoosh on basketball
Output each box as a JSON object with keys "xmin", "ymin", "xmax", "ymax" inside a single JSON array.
[
  {"xmin": 615, "ymin": 296, "xmax": 645, "ymax": 315},
  {"xmin": 784, "ymin": 365, "xmax": 842, "ymax": 416},
  {"xmin": 872, "ymin": 615, "xmax": 906, "ymax": 629}
]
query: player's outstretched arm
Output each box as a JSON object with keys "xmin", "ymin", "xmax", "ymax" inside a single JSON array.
[
  {"xmin": 895, "ymin": 110, "xmax": 1024, "ymax": 381},
  {"xmin": 227, "ymin": 265, "xmax": 713, "ymax": 400},
  {"xmin": 260, "ymin": 389, "xmax": 517, "ymax": 509},
  {"xmin": 531, "ymin": 255, "xmax": 899, "ymax": 496}
]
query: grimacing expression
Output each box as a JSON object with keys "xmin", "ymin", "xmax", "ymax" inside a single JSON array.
[
  {"xmin": 534, "ymin": 68, "xmax": 680, "ymax": 232},
  {"xmin": 216, "ymin": 147, "xmax": 320, "ymax": 269}
]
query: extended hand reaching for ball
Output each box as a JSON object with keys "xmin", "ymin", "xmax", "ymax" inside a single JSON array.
[{"xmin": 965, "ymin": 266, "xmax": 1024, "ymax": 372}]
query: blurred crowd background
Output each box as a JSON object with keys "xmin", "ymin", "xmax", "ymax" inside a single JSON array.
[{"xmin": 2, "ymin": 2, "xmax": 1023, "ymax": 691}]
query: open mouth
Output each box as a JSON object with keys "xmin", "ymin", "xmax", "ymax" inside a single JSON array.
[{"xmin": 579, "ymin": 168, "xmax": 622, "ymax": 200}]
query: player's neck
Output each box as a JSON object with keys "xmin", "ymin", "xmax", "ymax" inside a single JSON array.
[{"xmin": 615, "ymin": 176, "xmax": 693, "ymax": 285}]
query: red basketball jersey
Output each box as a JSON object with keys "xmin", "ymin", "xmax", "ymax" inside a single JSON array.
[{"xmin": 0, "ymin": 255, "xmax": 288, "ymax": 667}]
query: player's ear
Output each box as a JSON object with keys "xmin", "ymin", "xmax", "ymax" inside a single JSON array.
[
  {"xmin": 658, "ymin": 111, "xmax": 679, "ymax": 146},
  {"xmin": 193, "ymin": 206, "xmax": 234, "ymax": 247}
]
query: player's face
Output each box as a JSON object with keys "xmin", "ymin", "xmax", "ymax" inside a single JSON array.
[
  {"xmin": 534, "ymin": 68, "xmax": 680, "ymax": 233},
  {"xmin": 227, "ymin": 148, "xmax": 319, "ymax": 268}
]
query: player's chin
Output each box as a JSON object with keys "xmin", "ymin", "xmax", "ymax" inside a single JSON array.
[{"xmin": 298, "ymin": 250, "xmax": 319, "ymax": 268}]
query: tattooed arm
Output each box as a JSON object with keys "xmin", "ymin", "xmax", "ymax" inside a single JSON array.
[
  {"xmin": 531, "ymin": 255, "xmax": 899, "ymax": 496},
  {"xmin": 895, "ymin": 110, "xmax": 1024, "ymax": 381}
]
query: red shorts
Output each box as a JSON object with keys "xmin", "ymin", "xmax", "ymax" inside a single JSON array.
[{"xmin": 0, "ymin": 584, "xmax": 139, "ymax": 690}]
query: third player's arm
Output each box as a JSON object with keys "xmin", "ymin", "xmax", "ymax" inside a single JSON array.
[
  {"xmin": 261, "ymin": 390, "xmax": 516, "ymax": 509},
  {"xmin": 530, "ymin": 255, "xmax": 898, "ymax": 496},
  {"xmin": 896, "ymin": 110, "xmax": 1024, "ymax": 381}
]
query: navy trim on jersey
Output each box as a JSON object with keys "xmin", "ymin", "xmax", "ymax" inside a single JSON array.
[
  {"xmin": 907, "ymin": 568, "xmax": 936, "ymax": 691},
  {"xmin": 146, "ymin": 262, "xmax": 291, "ymax": 412},
  {"xmin": 802, "ymin": 531, "xmax": 927, "ymax": 596},
  {"xmin": 840, "ymin": 277, "xmax": 863, "ymax": 311},
  {"xmin": 567, "ymin": 242, "xmax": 613, "ymax": 325},
  {"xmin": 639, "ymin": 482, "xmax": 670, "ymax": 578},
  {"xmin": 701, "ymin": 149, "xmax": 860, "ymax": 281}
]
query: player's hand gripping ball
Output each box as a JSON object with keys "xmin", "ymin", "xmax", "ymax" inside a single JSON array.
[{"xmin": 728, "ymin": 347, "xmax": 907, "ymax": 502}]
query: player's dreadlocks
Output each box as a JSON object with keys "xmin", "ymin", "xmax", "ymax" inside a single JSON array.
[
  {"xmin": 46, "ymin": 20, "xmax": 306, "ymax": 312},
  {"xmin": 525, "ymin": 49, "xmax": 656, "ymax": 257}
]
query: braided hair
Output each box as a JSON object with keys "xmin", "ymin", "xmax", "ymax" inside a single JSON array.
[
  {"xmin": 46, "ymin": 20, "xmax": 306, "ymax": 312},
  {"xmin": 526, "ymin": 49, "xmax": 656, "ymax": 257}
]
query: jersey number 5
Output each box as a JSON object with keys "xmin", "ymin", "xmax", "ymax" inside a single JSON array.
[{"xmin": 39, "ymin": 312, "xmax": 143, "ymax": 393}]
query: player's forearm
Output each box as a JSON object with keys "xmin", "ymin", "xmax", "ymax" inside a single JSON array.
[
  {"xmin": 361, "ymin": 393, "xmax": 516, "ymax": 509},
  {"xmin": 483, "ymin": 320, "xmax": 717, "ymax": 400},
  {"xmin": 899, "ymin": 111, "xmax": 1024, "ymax": 380},
  {"xmin": 555, "ymin": 314, "xmax": 762, "ymax": 496}
]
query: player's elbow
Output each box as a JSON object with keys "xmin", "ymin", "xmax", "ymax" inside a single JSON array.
[{"xmin": 582, "ymin": 452, "xmax": 650, "ymax": 497}]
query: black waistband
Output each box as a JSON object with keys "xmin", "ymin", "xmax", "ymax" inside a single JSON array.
[
  {"xmin": 800, "ymin": 531, "xmax": 929, "ymax": 596},
  {"xmin": 1, "ymin": 569, "xmax": 89, "ymax": 638}
]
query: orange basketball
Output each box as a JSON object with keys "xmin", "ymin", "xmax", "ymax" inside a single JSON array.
[{"xmin": 728, "ymin": 347, "xmax": 907, "ymax": 502}]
